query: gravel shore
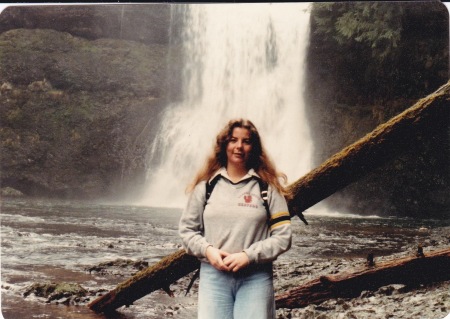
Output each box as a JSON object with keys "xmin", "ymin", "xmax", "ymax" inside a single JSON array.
[
  {"xmin": 16, "ymin": 226, "xmax": 450, "ymax": 319},
  {"xmin": 275, "ymin": 226, "xmax": 450, "ymax": 319}
]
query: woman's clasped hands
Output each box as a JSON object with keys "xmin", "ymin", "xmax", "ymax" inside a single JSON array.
[{"xmin": 205, "ymin": 245, "xmax": 250, "ymax": 272}]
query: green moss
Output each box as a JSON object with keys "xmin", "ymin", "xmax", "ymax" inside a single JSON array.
[
  {"xmin": 5, "ymin": 107, "xmax": 23, "ymax": 122},
  {"xmin": 23, "ymin": 282, "xmax": 87, "ymax": 300}
]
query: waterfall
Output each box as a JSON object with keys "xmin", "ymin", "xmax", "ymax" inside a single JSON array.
[{"xmin": 140, "ymin": 3, "xmax": 313, "ymax": 208}]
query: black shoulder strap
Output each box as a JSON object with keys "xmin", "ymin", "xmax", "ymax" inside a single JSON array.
[
  {"xmin": 256, "ymin": 178, "xmax": 294, "ymax": 226},
  {"xmin": 256, "ymin": 178, "xmax": 271, "ymax": 222},
  {"xmin": 205, "ymin": 174, "xmax": 222, "ymax": 202}
]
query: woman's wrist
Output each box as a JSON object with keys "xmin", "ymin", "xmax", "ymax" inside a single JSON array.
[
  {"xmin": 241, "ymin": 251, "xmax": 250, "ymax": 266},
  {"xmin": 204, "ymin": 244, "xmax": 213, "ymax": 256}
]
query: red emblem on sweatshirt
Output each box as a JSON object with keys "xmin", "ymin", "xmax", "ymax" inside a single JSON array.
[{"xmin": 244, "ymin": 194, "xmax": 252, "ymax": 203}]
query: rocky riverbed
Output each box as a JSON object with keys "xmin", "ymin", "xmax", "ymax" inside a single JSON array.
[{"xmin": 18, "ymin": 226, "xmax": 450, "ymax": 319}]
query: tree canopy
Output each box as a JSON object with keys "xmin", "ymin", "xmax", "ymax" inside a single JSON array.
[{"xmin": 312, "ymin": 3, "xmax": 404, "ymax": 61}]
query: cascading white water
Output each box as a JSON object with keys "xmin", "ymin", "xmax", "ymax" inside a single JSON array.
[{"xmin": 140, "ymin": 3, "xmax": 313, "ymax": 208}]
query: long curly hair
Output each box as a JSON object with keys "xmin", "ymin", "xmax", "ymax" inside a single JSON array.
[{"xmin": 187, "ymin": 118, "xmax": 290, "ymax": 197}]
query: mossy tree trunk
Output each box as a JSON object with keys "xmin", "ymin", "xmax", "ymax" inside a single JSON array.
[{"xmin": 87, "ymin": 250, "xmax": 199, "ymax": 313}]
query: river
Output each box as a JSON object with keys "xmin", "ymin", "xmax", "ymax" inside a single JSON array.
[{"xmin": 1, "ymin": 197, "xmax": 449, "ymax": 318}]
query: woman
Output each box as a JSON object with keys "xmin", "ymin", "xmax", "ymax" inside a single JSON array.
[{"xmin": 179, "ymin": 118, "xmax": 292, "ymax": 319}]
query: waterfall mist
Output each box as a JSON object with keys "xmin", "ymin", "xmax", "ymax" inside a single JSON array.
[{"xmin": 140, "ymin": 3, "xmax": 313, "ymax": 208}]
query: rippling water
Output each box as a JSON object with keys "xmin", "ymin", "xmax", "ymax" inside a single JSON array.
[{"xmin": 1, "ymin": 197, "xmax": 448, "ymax": 318}]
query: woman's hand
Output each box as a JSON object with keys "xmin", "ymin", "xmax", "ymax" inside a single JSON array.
[
  {"xmin": 223, "ymin": 252, "xmax": 250, "ymax": 272},
  {"xmin": 205, "ymin": 246, "xmax": 230, "ymax": 271}
]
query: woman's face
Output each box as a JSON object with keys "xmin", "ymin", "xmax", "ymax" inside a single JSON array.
[{"xmin": 226, "ymin": 127, "xmax": 253, "ymax": 168}]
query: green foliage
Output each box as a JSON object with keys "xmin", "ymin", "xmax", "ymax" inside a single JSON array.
[{"xmin": 313, "ymin": 3, "xmax": 404, "ymax": 60}]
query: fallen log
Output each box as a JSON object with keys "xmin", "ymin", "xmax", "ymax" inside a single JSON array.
[
  {"xmin": 88, "ymin": 81, "xmax": 450, "ymax": 313},
  {"xmin": 287, "ymin": 81, "xmax": 450, "ymax": 218},
  {"xmin": 88, "ymin": 250, "xmax": 199, "ymax": 313},
  {"xmin": 275, "ymin": 247, "xmax": 450, "ymax": 309}
]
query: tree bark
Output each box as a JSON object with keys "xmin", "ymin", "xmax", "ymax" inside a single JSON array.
[
  {"xmin": 275, "ymin": 247, "xmax": 450, "ymax": 309},
  {"xmin": 87, "ymin": 250, "xmax": 199, "ymax": 313},
  {"xmin": 287, "ymin": 81, "xmax": 450, "ymax": 218},
  {"xmin": 88, "ymin": 81, "xmax": 450, "ymax": 313}
]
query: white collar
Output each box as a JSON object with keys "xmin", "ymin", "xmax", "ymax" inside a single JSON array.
[{"xmin": 209, "ymin": 167, "xmax": 260, "ymax": 183}]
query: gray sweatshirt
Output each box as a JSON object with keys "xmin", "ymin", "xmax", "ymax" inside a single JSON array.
[{"xmin": 179, "ymin": 168, "xmax": 292, "ymax": 264}]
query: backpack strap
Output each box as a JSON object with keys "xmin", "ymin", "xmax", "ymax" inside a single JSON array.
[
  {"xmin": 205, "ymin": 174, "xmax": 222, "ymax": 202},
  {"xmin": 256, "ymin": 178, "xmax": 292, "ymax": 228},
  {"xmin": 185, "ymin": 268, "xmax": 200, "ymax": 296},
  {"xmin": 255, "ymin": 178, "xmax": 271, "ymax": 223}
]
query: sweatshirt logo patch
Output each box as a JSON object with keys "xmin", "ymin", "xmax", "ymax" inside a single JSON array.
[{"xmin": 238, "ymin": 193, "xmax": 259, "ymax": 209}]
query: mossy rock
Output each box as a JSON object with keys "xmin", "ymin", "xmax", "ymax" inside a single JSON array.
[
  {"xmin": 86, "ymin": 258, "xmax": 150, "ymax": 276},
  {"xmin": 0, "ymin": 186, "xmax": 24, "ymax": 197},
  {"xmin": 23, "ymin": 282, "xmax": 88, "ymax": 303}
]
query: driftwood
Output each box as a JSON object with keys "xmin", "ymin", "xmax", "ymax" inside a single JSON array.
[
  {"xmin": 88, "ymin": 81, "xmax": 450, "ymax": 313},
  {"xmin": 275, "ymin": 247, "xmax": 450, "ymax": 309}
]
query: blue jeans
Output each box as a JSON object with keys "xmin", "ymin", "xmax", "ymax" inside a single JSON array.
[{"xmin": 198, "ymin": 262, "xmax": 275, "ymax": 319}]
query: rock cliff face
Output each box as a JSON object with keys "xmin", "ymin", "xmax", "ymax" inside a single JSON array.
[
  {"xmin": 0, "ymin": 4, "xmax": 448, "ymax": 218},
  {"xmin": 0, "ymin": 4, "xmax": 174, "ymax": 199},
  {"xmin": 305, "ymin": 2, "xmax": 449, "ymax": 217}
]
